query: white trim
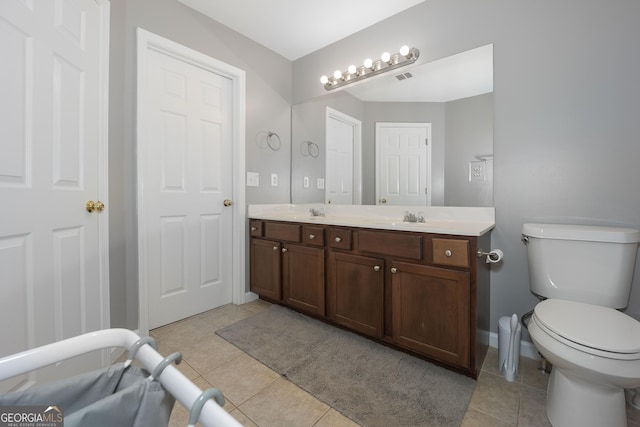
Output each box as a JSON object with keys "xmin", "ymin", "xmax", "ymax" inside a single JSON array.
[
  {"xmin": 96, "ymin": 0, "xmax": 111, "ymax": 365},
  {"xmin": 136, "ymin": 28, "xmax": 246, "ymax": 336},
  {"xmin": 325, "ymin": 107, "xmax": 362, "ymax": 204},
  {"xmin": 488, "ymin": 332, "xmax": 540, "ymax": 361}
]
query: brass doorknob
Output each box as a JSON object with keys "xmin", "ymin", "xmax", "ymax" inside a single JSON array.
[
  {"xmin": 86, "ymin": 200, "xmax": 105, "ymax": 213},
  {"xmin": 223, "ymin": 199, "xmax": 233, "ymax": 207},
  {"xmin": 380, "ymin": 198, "xmax": 387, "ymax": 204}
]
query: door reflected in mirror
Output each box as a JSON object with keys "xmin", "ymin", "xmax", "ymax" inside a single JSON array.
[{"xmin": 291, "ymin": 44, "xmax": 493, "ymax": 207}]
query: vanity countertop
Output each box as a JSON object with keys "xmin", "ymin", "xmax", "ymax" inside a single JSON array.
[{"xmin": 248, "ymin": 204, "xmax": 495, "ymax": 236}]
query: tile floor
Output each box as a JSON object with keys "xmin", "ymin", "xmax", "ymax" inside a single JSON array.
[{"xmin": 146, "ymin": 300, "xmax": 640, "ymax": 426}]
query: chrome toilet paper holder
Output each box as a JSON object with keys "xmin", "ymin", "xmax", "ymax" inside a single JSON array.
[{"xmin": 477, "ymin": 248, "xmax": 504, "ymax": 263}]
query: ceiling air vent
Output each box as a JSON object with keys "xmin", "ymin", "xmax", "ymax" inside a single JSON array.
[{"xmin": 395, "ymin": 72, "xmax": 413, "ymax": 81}]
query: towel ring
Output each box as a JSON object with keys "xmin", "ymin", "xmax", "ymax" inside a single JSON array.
[
  {"xmin": 125, "ymin": 336, "xmax": 158, "ymax": 368},
  {"xmin": 300, "ymin": 140, "xmax": 319, "ymax": 158},
  {"xmin": 266, "ymin": 131, "xmax": 281, "ymax": 151},
  {"xmin": 149, "ymin": 351, "xmax": 182, "ymax": 381},
  {"xmin": 187, "ymin": 387, "xmax": 225, "ymax": 427}
]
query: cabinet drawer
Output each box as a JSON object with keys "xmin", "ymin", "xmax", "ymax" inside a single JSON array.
[
  {"xmin": 358, "ymin": 230, "xmax": 422, "ymax": 260},
  {"xmin": 264, "ymin": 222, "xmax": 301, "ymax": 243},
  {"xmin": 249, "ymin": 220, "xmax": 263, "ymax": 237},
  {"xmin": 328, "ymin": 228, "xmax": 352, "ymax": 250},
  {"xmin": 303, "ymin": 226, "xmax": 325, "ymax": 246},
  {"xmin": 432, "ymin": 238, "xmax": 470, "ymax": 268}
]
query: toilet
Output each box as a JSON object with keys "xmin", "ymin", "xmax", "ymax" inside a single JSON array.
[{"xmin": 522, "ymin": 223, "xmax": 640, "ymax": 427}]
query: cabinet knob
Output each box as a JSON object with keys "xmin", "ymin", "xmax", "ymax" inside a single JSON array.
[
  {"xmin": 282, "ymin": 248, "xmax": 288, "ymax": 253},
  {"xmin": 309, "ymin": 234, "xmax": 315, "ymax": 239},
  {"xmin": 334, "ymin": 237, "xmax": 342, "ymax": 243},
  {"xmin": 373, "ymin": 265, "xmax": 381, "ymax": 272},
  {"xmin": 445, "ymin": 249, "xmax": 452, "ymax": 257},
  {"xmin": 390, "ymin": 267, "xmax": 397, "ymax": 274},
  {"xmin": 250, "ymin": 227, "xmax": 257, "ymax": 231},
  {"xmin": 272, "ymin": 246, "xmax": 278, "ymax": 251}
]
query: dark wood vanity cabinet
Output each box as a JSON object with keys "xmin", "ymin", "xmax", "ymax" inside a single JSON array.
[
  {"xmin": 249, "ymin": 220, "xmax": 325, "ymax": 316},
  {"xmin": 327, "ymin": 252, "xmax": 385, "ymax": 338},
  {"xmin": 282, "ymin": 244, "xmax": 325, "ymax": 316},
  {"xmin": 249, "ymin": 219, "xmax": 490, "ymax": 378},
  {"xmin": 391, "ymin": 261, "xmax": 470, "ymax": 367}
]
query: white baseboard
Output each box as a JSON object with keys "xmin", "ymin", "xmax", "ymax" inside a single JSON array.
[
  {"xmin": 243, "ymin": 291, "xmax": 259, "ymax": 303},
  {"xmin": 488, "ymin": 331, "xmax": 540, "ymax": 360}
]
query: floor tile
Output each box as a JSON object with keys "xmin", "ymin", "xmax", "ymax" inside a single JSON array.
[
  {"xmin": 202, "ymin": 353, "xmax": 280, "ymax": 406},
  {"xmin": 239, "ymin": 377, "xmax": 330, "ymax": 427},
  {"xmin": 467, "ymin": 370, "xmax": 521, "ymax": 425},
  {"xmin": 313, "ymin": 408, "xmax": 360, "ymax": 427}
]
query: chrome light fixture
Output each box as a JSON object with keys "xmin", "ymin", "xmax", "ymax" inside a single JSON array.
[{"xmin": 320, "ymin": 45, "xmax": 419, "ymax": 91}]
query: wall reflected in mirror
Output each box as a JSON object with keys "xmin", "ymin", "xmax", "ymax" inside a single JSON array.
[{"xmin": 291, "ymin": 44, "xmax": 494, "ymax": 207}]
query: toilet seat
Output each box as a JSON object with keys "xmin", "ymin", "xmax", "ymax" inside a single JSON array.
[{"xmin": 533, "ymin": 299, "xmax": 640, "ymax": 360}]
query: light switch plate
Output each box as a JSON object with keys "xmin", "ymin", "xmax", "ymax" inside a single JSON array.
[
  {"xmin": 247, "ymin": 172, "xmax": 259, "ymax": 187},
  {"xmin": 317, "ymin": 178, "xmax": 325, "ymax": 189}
]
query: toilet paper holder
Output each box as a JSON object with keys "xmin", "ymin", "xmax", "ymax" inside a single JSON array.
[{"xmin": 477, "ymin": 248, "xmax": 504, "ymax": 263}]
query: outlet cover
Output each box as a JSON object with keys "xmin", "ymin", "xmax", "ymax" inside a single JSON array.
[
  {"xmin": 469, "ymin": 161, "xmax": 486, "ymax": 182},
  {"xmin": 271, "ymin": 173, "xmax": 278, "ymax": 187},
  {"xmin": 303, "ymin": 177, "xmax": 309, "ymax": 188},
  {"xmin": 317, "ymin": 178, "xmax": 325, "ymax": 189}
]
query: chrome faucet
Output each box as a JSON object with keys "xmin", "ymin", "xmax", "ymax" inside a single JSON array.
[
  {"xmin": 403, "ymin": 211, "xmax": 425, "ymax": 223},
  {"xmin": 309, "ymin": 207, "xmax": 325, "ymax": 217}
]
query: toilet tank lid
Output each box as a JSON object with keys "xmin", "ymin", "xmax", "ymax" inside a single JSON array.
[{"xmin": 522, "ymin": 223, "xmax": 640, "ymax": 243}]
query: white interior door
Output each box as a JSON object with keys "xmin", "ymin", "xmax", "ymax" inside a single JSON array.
[
  {"xmin": 139, "ymin": 35, "xmax": 234, "ymax": 329},
  {"xmin": 0, "ymin": 0, "xmax": 110, "ymax": 391},
  {"xmin": 376, "ymin": 122, "xmax": 431, "ymax": 206},
  {"xmin": 325, "ymin": 108, "xmax": 361, "ymax": 205}
]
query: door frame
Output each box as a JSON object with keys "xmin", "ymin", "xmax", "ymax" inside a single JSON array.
[
  {"xmin": 325, "ymin": 107, "xmax": 362, "ymax": 204},
  {"xmin": 136, "ymin": 28, "xmax": 246, "ymax": 336}
]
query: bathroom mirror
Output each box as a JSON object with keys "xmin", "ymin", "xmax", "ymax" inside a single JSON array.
[{"xmin": 291, "ymin": 44, "xmax": 494, "ymax": 206}]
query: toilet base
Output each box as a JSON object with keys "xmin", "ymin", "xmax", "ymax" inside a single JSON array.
[{"xmin": 547, "ymin": 367, "xmax": 627, "ymax": 427}]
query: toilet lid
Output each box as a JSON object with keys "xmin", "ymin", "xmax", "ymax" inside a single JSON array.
[{"xmin": 534, "ymin": 299, "xmax": 640, "ymax": 354}]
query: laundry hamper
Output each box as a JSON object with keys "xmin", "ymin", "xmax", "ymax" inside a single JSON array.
[{"xmin": 0, "ymin": 329, "xmax": 241, "ymax": 427}]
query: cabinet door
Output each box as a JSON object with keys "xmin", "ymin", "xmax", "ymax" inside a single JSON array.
[
  {"xmin": 283, "ymin": 244, "xmax": 325, "ymax": 316},
  {"xmin": 329, "ymin": 252, "xmax": 385, "ymax": 338},
  {"xmin": 391, "ymin": 261, "xmax": 470, "ymax": 367},
  {"xmin": 250, "ymin": 239, "xmax": 282, "ymax": 301}
]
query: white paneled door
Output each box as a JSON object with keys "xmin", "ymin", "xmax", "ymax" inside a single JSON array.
[
  {"xmin": 376, "ymin": 122, "xmax": 431, "ymax": 206},
  {"xmin": 139, "ymin": 35, "xmax": 234, "ymax": 329},
  {"xmin": 325, "ymin": 108, "xmax": 361, "ymax": 205},
  {"xmin": 0, "ymin": 0, "xmax": 110, "ymax": 392}
]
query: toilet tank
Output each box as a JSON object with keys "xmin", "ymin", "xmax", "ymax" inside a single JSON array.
[{"xmin": 522, "ymin": 223, "xmax": 640, "ymax": 308}]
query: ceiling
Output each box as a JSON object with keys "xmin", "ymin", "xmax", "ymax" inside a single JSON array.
[
  {"xmin": 177, "ymin": 0, "xmax": 492, "ymax": 102},
  {"xmin": 177, "ymin": 0, "xmax": 427, "ymax": 60}
]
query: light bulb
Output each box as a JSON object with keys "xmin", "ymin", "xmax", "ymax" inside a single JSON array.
[
  {"xmin": 320, "ymin": 75, "xmax": 329, "ymax": 85},
  {"xmin": 363, "ymin": 58, "xmax": 373, "ymax": 68},
  {"xmin": 400, "ymin": 45, "xmax": 411, "ymax": 56},
  {"xmin": 333, "ymin": 70, "xmax": 342, "ymax": 79},
  {"xmin": 381, "ymin": 52, "xmax": 391, "ymax": 63},
  {"xmin": 347, "ymin": 65, "xmax": 357, "ymax": 75}
]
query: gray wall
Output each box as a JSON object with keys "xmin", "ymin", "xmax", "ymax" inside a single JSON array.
[
  {"xmin": 108, "ymin": 0, "xmax": 292, "ymax": 328},
  {"xmin": 294, "ymin": 0, "xmax": 640, "ymax": 337},
  {"xmin": 445, "ymin": 93, "xmax": 494, "ymax": 207}
]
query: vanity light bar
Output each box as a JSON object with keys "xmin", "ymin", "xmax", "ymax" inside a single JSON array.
[{"xmin": 320, "ymin": 46, "xmax": 420, "ymax": 91}]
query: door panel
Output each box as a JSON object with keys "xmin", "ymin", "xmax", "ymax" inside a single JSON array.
[
  {"xmin": 376, "ymin": 123, "xmax": 431, "ymax": 205},
  {"xmin": 0, "ymin": 0, "xmax": 109, "ymax": 392},
  {"xmin": 142, "ymin": 47, "xmax": 234, "ymax": 329}
]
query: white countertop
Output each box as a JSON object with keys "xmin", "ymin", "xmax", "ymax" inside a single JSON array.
[{"xmin": 248, "ymin": 204, "xmax": 495, "ymax": 236}]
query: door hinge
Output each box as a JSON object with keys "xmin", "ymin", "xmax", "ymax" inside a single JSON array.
[
  {"xmin": 425, "ymin": 138, "xmax": 429, "ymax": 145},
  {"xmin": 425, "ymin": 187, "xmax": 428, "ymax": 194}
]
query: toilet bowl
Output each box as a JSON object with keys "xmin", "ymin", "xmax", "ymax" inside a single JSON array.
[{"xmin": 528, "ymin": 299, "xmax": 640, "ymax": 427}]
